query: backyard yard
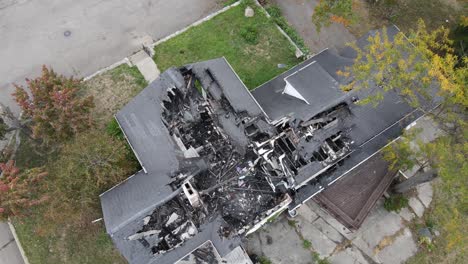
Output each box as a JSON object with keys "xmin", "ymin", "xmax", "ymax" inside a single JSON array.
[
  {"xmin": 10, "ymin": 64, "xmax": 146, "ymax": 264},
  {"xmin": 153, "ymin": 2, "xmax": 301, "ymax": 89}
]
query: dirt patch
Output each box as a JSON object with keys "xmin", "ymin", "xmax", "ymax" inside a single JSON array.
[
  {"xmin": 373, "ymin": 228, "xmax": 406, "ymax": 255},
  {"xmin": 441, "ymin": 0, "xmax": 463, "ymax": 9},
  {"xmin": 353, "ymin": 0, "xmax": 466, "ymax": 34},
  {"xmin": 83, "ymin": 64, "xmax": 147, "ymax": 126},
  {"xmin": 244, "ymin": 36, "xmax": 273, "ymax": 60},
  {"xmin": 348, "ymin": 0, "xmax": 387, "ymax": 36}
]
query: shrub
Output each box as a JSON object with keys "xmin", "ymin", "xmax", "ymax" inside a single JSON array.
[
  {"xmin": 303, "ymin": 239, "xmax": 312, "ymax": 249},
  {"xmin": 288, "ymin": 219, "xmax": 297, "ymax": 227},
  {"xmin": 264, "ymin": 5, "xmax": 309, "ymax": 54},
  {"xmin": 425, "ymin": 218, "xmax": 436, "ymax": 230},
  {"xmin": 419, "ymin": 236, "xmax": 435, "ymax": 251},
  {"xmin": 384, "ymin": 194, "xmax": 409, "ymax": 212},
  {"xmin": 312, "ymin": 252, "xmax": 331, "ymax": 264},
  {"xmin": 266, "ymin": 6, "xmax": 281, "ymax": 18},
  {"xmin": 106, "ymin": 118, "xmax": 124, "ymax": 140},
  {"xmin": 240, "ymin": 26, "xmax": 259, "ymax": 45},
  {"xmin": 13, "ymin": 66, "xmax": 94, "ymax": 144},
  {"xmin": 106, "ymin": 118, "xmax": 140, "ymax": 169},
  {"xmin": 258, "ymin": 256, "xmax": 272, "ymax": 264}
]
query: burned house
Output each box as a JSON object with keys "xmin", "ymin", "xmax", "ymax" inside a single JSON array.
[{"xmin": 100, "ymin": 26, "xmax": 431, "ymax": 264}]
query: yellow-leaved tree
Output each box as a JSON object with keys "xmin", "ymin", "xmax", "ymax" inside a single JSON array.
[{"xmin": 342, "ymin": 19, "xmax": 467, "ymax": 260}]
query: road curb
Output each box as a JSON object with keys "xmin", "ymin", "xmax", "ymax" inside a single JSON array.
[
  {"xmin": 7, "ymin": 220, "xmax": 30, "ymax": 264},
  {"xmin": 81, "ymin": 2, "xmax": 241, "ymax": 82},
  {"xmin": 83, "ymin": 57, "xmax": 131, "ymax": 81}
]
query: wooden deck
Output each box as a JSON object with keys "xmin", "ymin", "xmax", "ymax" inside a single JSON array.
[{"xmin": 314, "ymin": 154, "xmax": 397, "ymax": 229}]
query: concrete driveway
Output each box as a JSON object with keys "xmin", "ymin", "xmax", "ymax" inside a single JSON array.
[
  {"xmin": 270, "ymin": 0, "xmax": 356, "ymax": 54},
  {"xmin": 0, "ymin": 0, "xmax": 222, "ymax": 113}
]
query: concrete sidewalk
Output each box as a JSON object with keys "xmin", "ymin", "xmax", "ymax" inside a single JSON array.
[
  {"xmin": 0, "ymin": 222, "xmax": 24, "ymax": 264},
  {"xmin": 0, "ymin": 1, "xmax": 224, "ymax": 263}
]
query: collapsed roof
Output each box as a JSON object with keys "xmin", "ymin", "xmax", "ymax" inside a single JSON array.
[{"xmin": 100, "ymin": 25, "xmax": 434, "ymax": 264}]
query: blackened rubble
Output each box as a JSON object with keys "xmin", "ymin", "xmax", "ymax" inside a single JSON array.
[
  {"xmin": 100, "ymin": 26, "xmax": 433, "ymax": 264},
  {"xmin": 150, "ymin": 64, "xmax": 286, "ymax": 244}
]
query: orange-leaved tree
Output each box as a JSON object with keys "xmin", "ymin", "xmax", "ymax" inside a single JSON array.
[
  {"xmin": 0, "ymin": 160, "xmax": 48, "ymax": 220},
  {"xmin": 13, "ymin": 66, "xmax": 94, "ymax": 144}
]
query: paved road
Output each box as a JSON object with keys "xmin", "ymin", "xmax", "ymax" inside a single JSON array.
[
  {"xmin": 0, "ymin": 0, "xmax": 221, "ymax": 113},
  {"xmin": 0, "ymin": 1, "xmax": 222, "ymax": 263}
]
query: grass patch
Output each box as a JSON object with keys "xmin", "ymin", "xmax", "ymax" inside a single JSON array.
[
  {"xmin": 406, "ymin": 178, "xmax": 468, "ymax": 263},
  {"xmin": 105, "ymin": 118, "xmax": 141, "ymax": 168},
  {"xmin": 14, "ymin": 133, "xmax": 50, "ymax": 169},
  {"xmin": 288, "ymin": 219, "xmax": 297, "ymax": 227},
  {"xmin": 106, "ymin": 118, "xmax": 125, "ymax": 140},
  {"xmin": 240, "ymin": 25, "xmax": 259, "ymax": 45},
  {"xmin": 302, "ymin": 239, "xmax": 312, "ymax": 249},
  {"xmin": 365, "ymin": 0, "xmax": 465, "ymax": 33},
  {"xmin": 84, "ymin": 64, "xmax": 147, "ymax": 125},
  {"xmin": 12, "ymin": 64, "xmax": 146, "ymax": 264},
  {"xmin": 258, "ymin": 256, "xmax": 273, "ymax": 264},
  {"xmin": 153, "ymin": 3, "xmax": 301, "ymax": 89},
  {"xmin": 312, "ymin": 252, "xmax": 331, "ymax": 264},
  {"xmin": 383, "ymin": 194, "xmax": 409, "ymax": 212},
  {"xmin": 12, "ymin": 210, "xmax": 126, "ymax": 264},
  {"xmin": 266, "ymin": 208, "xmax": 286, "ymax": 223}
]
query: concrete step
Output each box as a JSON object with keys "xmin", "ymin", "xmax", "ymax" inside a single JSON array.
[{"xmin": 129, "ymin": 50, "xmax": 160, "ymax": 83}]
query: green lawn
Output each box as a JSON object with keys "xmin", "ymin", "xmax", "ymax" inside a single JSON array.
[
  {"xmin": 12, "ymin": 211, "xmax": 126, "ymax": 264},
  {"xmin": 153, "ymin": 3, "xmax": 301, "ymax": 89}
]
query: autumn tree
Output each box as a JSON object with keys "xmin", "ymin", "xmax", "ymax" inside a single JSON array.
[
  {"xmin": 341, "ymin": 20, "xmax": 466, "ymax": 132},
  {"xmin": 342, "ymin": 19, "xmax": 467, "ymax": 182},
  {"xmin": 343, "ymin": 19, "xmax": 467, "ymax": 255},
  {"xmin": 43, "ymin": 130, "xmax": 136, "ymax": 230},
  {"xmin": 0, "ymin": 160, "xmax": 48, "ymax": 220},
  {"xmin": 312, "ymin": 0, "xmax": 357, "ymax": 32},
  {"xmin": 13, "ymin": 66, "xmax": 94, "ymax": 144}
]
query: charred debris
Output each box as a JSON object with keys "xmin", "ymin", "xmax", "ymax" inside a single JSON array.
[{"xmin": 131, "ymin": 64, "xmax": 353, "ymax": 256}]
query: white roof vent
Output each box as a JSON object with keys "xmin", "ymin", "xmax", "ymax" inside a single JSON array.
[{"xmin": 283, "ymin": 80, "xmax": 310, "ymax": 105}]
